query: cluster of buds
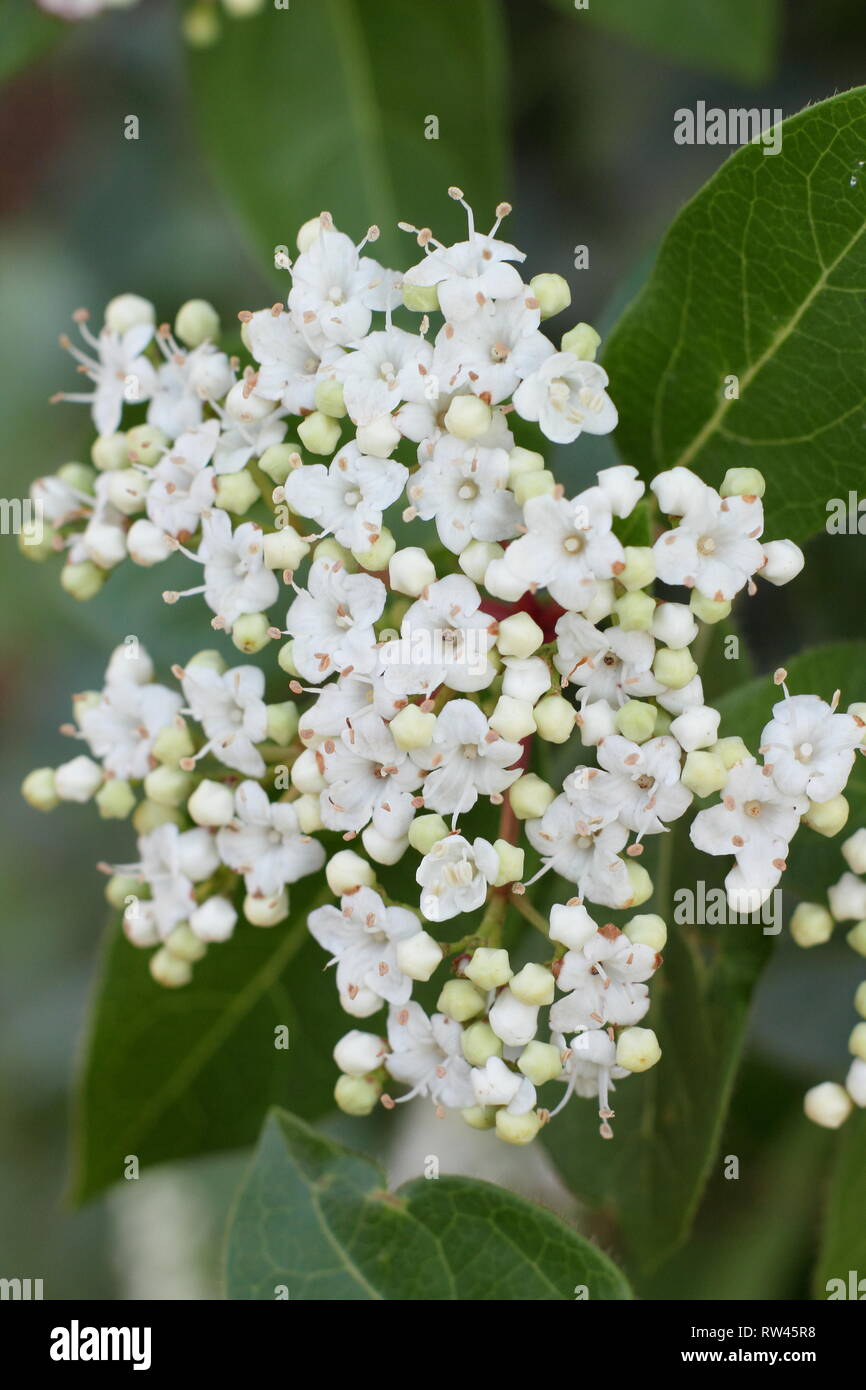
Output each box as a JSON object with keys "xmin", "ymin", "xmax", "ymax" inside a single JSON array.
[
  {"xmin": 21, "ymin": 192, "xmax": 863, "ymax": 1145},
  {"xmin": 794, "ymin": 819, "xmax": 866, "ymax": 1130}
]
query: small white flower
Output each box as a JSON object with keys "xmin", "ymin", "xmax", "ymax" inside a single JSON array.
[
  {"xmin": 503, "ymin": 488, "xmax": 624, "ymax": 611},
  {"xmin": 212, "ymin": 399, "xmax": 287, "ymax": 475},
  {"xmin": 181, "ymin": 662, "xmax": 269, "ymax": 778},
  {"xmin": 433, "ymin": 292, "xmax": 554, "ymax": 403},
  {"xmin": 330, "ymin": 326, "xmax": 433, "ymax": 424},
  {"xmin": 318, "ymin": 712, "xmax": 420, "ymax": 835},
  {"xmin": 216, "ymin": 780, "xmax": 325, "ymax": 897},
  {"xmin": 307, "ymin": 886, "xmax": 418, "ymax": 1007},
  {"xmin": 80, "ymin": 664, "xmax": 182, "ymax": 780},
  {"xmin": 554, "ymin": 613, "xmax": 660, "ymax": 706},
  {"xmin": 512, "ymin": 353, "xmax": 617, "ymax": 444},
  {"xmin": 384, "ymin": 1001, "xmax": 475, "ymax": 1108},
  {"xmin": 285, "ymin": 558, "xmax": 386, "ymax": 683},
  {"xmin": 401, "ymin": 198, "xmax": 526, "ymax": 321},
  {"xmin": 148, "ymin": 335, "xmax": 234, "ymax": 440},
  {"xmin": 145, "ymin": 421, "xmax": 220, "ymax": 538},
  {"xmin": 760, "ymin": 692, "xmax": 861, "ymax": 802},
  {"xmin": 283, "ymin": 443, "xmax": 407, "ymax": 551},
  {"xmin": 246, "ymin": 307, "xmax": 322, "ymax": 413},
  {"xmin": 57, "ymin": 314, "xmax": 155, "ymax": 436},
  {"xmin": 525, "ymin": 792, "xmax": 632, "ymax": 907},
  {"xmin": 408, "ymin": 434, "xmax": 521, "ymax": 554},
  {"xmin": 592, "ymin": 734, "xmax": 692, "ymax": 836},
  {"xmin": 690, "ymin": 757, "xmax": 807, "ymax": 898},
  {"xmin": 411, "ymin": 699, "xmax": 522, "ymax": 817},
  {"xmin": 471, "ymin": 1055, "xmax": 536, "ymax": 1113},
  {"xmin": 550, "ymin": 925, "xmax": 658, "ymax": 1034},
  {"xmin": 379, "ymin": 574, "xmax": 496, "ymax": 696},
  {"xmin": 549, "ymin": 1030, "xmax": 628, "ymax": 1120},
  {"xmin": 652, "ymin": 470, "xmax": 765, "ymax": 601},
  {"xmin": 288, "ymin": 223, "xmax": 396, "ymax": 346},
  {"xmin": 136, "ymin": 823, "xmax": 220, "ymax": 940},
  {"xmin": 197, "ymin": 512, "xmax": 279, "ymax": 629},
  {"xmin": 416, "ymin": 833, "xmax": 499, "ymax": 921}
]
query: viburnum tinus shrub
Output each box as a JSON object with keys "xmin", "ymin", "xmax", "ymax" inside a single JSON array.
[{"xmin": 20, "ymin": 189, "xmax": 866, "ymax": 1147}]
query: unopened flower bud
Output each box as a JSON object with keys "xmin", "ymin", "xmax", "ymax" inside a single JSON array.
[
  {"xmin": 61, "ymin": 560, "xmax": 106, "ymax": 601},
  {"xmin": 614, "ymin": 590, "xmax": 655, "ymax": 631},
  {"xmin": 352, "ymin": 527, "xmax": 396, "ymax": 571},
  {"xmin": 461, "ymin": 1022, "xmax": 503, "ymax": 1067},
  {"xmin": 189, "ymin": 896, "xmax": 237, "ymax": 942},
  {"xmin": 654, "ymin": 646, "xmax": 698, "ymax": 690},
  {"xmin": 491, "ymin": 839, "xmax": 524, "ymax": 887},
  {"xmin": 846, "ymin": 1057, "xmax": 866, "ymax": 1106},
  {"xmin": 104, "ymin": 467, "xmax": 147, "ymax": 515},
  {"xmin": 407, "ymin": 813, "xmax": 449, "ymax": 854},
  {"xmin": 152, "ymin": 719, "xmax": 195, "ymax": 765},
  {"xmin": 127, "ymin": 518, "xmax": 173, "ymax": 566},
  {"xmin": 294, "ymin": 793, "xmax": 323, "ymax": 833},
  {"xmin": 509, "ymin": 772, "xmax": 556, "ymax": 819},
  {"xmin": 618, "ymin": 546, "xmax": 656, "ymax": 592},
  {"xmin": 277, "ymin": 640, "xmax": 299, "ymax": 677},
  {"xmin": 390, "ymin": 704, "xmax": 437, "ymax": 751},
  {"xmin": 484, "ymin": 556, "xmax": 527, "ymax": 601},
  {"xmin": 513, "ymin": 469, "xmax": 556, "ymax": 506},
  {"xmin": 334, "ymin": 1073, "xmax": 380, "ymax": 1116},
  {"xmin": 509, "ymin": 962, "xmax": 555, "ymax": 1006},
  {"xmin": 458, "ymin": 539, "xmax": 503, "ymax": 584},
  {"xmin": 616, "ymin": 1026, "xmax": 661, "ymax": 1073},
  {"xmin": 356, "ymin": 415, "xmax": 401, "ymax": 457},
  {"xmin": 55, "ymin": 755, "xmax": 103, "ymax": 802},
  {"xmin": 105, "ymin": 293, "xmax": 155, "ymax": 335},
  {"xmin": 689, "ymin": 590, "xmax": 732, "ymax": 624},
  {"xmin": 360, "ymin": 826, "xmax": 408, "ymax": 865},
  {"xmin": 166, "ymin": 922, "xmax": 208, "ymax": 963},
  {"xmin": 244, "ymin": 891, "xmax": 289, "ymax": 927},
  {"xmin": 804, "ymin": 1081, "xmax": 852, "ymax": 1129},
  {"xmin": 259, "ymin": 443, "xmax": 299, "ymax": 485},
  {"xmin": 549, "ymin": 902, "xmax": 596, "ymax": 950},
  {"xmin": 849, "ymin": 1021, "xmax": 866, "ymax": 1060},
  {"xmin": 395, "ymin": 930, "xmax": 443, "ymax": 982},
  {"xmin": 848, "ymin": 922, "xmax": 866, "ymax": 956},
  {"xmin": 495, "ymin": 1108, "xmax": 541, "ymax": 1145},
  {"xmin": 577, "ymin": 698, "xmax": 616, "ymax": 746},
  {"xmin": 671, "ymin": 704, "xmax": 721, "ymax": 752},
  {"xmin": 215, "ymin": 469, "xmax": 259, "ymax": 515},
  {"xmin": 842, "ymin": 828, "xmax": 866, "ymax": 875},
  {"xmin": 720, "ymin": 466, "xmax": 766, "ymax": 499},
  {"xmin": 681, "ymin": 749, "xmax": 727, "ymax": 798},
  {"xmin": 625, "ymin": 859, "xmax": 653, "ymax": 906},
  {"xmin": 490, "ymin": 694, "xmax": 536, "ymax": 741},
  {"xmin": 803, "ymin": 794, "xmax": 849, "ymax": 838},
  {"xmin": 263, "ymin": 701, "xmax": 298, "ymax": 747},
  {"xmin": 497, "ymin": 611, "xmax": 544, "ymax": 659},
  {"xmin": 188, "ymin": 779, "xmax": 235, "ymax": 827},
  {"xmin": 848, "ymin": 702, "xmax": 866, "ymax": 744},
  {"xmin": 624, "ymin": 912, "xmax": 667, "ymax": 952},
  {"xmin": 132, "ymin": 800, "xmax": 183, "ymax": 834},
  {"xmin": 144, "ymin": 765, "xmax": 193, "ymax": 808},
  {"xmin": 709, "ymin": 736, "xmax": 748, "ymax": 771},
  {"xmin": 518, "ymin": 1040, "xmax": 563, "ymax": 1086},
  {"xmin": 437, "ymin": 979, "xmax": 486, "ymax": 1023},
  {"xmin": 21, "ymin": 767, "xmax": 59, "ymax": 811},
  {"xmin": 291, "ymin": 746, "xmax": 326, "ymax": 793},
  {"xmin": 832, "ymin": 873, "xmax": 866, "ymax": 922},
  {"xmin": 529, "ymin": 272, "xmax": 571, "ymax": 319},
  {"xmin": 501, "ymin": 657, "xmax": 550, "ymax": 704},
  {"xmin": 488, "ymin": 988, "xmax": 538, "ymax": 1046},
  {"xmin": 651, "ymin": 602, "xmax": 697, "ymax": 650},
  {"xmin": 388, "ymin": 547, "xmax": 435, "ymax": 598},
  {"xmin": 149, "ymin": 947, "xmax": 193, "ymax": 989},
  {"xmin": 186, "ymin": 648, "xmax": 226, "ymax": 674},
  {"xmin": 174, "ymin": 298, "xmax": 220, "ymax": 348},
  {"xmin": 333, "ymin": 1030, "xmax": 386, "ymax": 1077},
  {"xmin": 92, "ymin": 432, "xmax": 130, "ymax": 472},
  {"xmin": 460, "ymin": 1105, "xmax": 496, "ymax": 1129},
  {"xmin": 401, "ymin": 282, "xmax": 440, "ymax": 312},
  {"xmin": 298, "ymin": 410, "xmax": 341, "ymax": 455},
  {"xmin": 856, "ymin": 981, "xmax": 866, "ymax": 1017},
  {"xmin": 326, "ymin": 849, "xmax": 376, "ymax": 896},
  {"xmin": 313, "ymin": 378, "xmax": 347, "ymax": 419},
  {"xmin": 506, "ymin": 446, "xmax": 545, "ymax": 487},
  {"xmin": 231, "ymin": 612, "xmax": 271, "ymax": 654},
  {"xmin": 560, "ymin": 321, "xmax": 600, "ymax": 361},
  {"xmin": 465, "ymin": 948, "xmax": 513, "ymax": 991},
  {"xmin": 443, "ymin": 394, "xmax": 492, "ymax": 440},
  {"xmin": 126, "ymin": 424, "xmax": 169, "ymax": 467},
  {"xmin": 105, "ymin": 874, "xmax": 141, "ymax": 911},
  {"xmin": 614, "ymin": 699, "xmax": 656, "ymax": 744},
  {"xmin": 761, "ymin": 539, "xmax": 804, "ymax": 586}
]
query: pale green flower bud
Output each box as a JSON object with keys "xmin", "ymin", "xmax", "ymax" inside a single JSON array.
[
  {"xmin": 518, "ymin": 1040, "xmax": 563, "ymax": 1086},
  {"xmin": 264, "ymin": 701, "xmax": 299, "ymax": 747},
  {"xmin": 395, "ymin": 930, "xmax": 443, "ymax": 982},
  {"xmin": 849, "ymin": 922, "xmax": 866, "ymax": 957},
  {"xmin": 653, "ymin": 707, "xmax": 672, "ymax": 737},
  {"xmin": 91, "ymin": 433, "xmax": 130, "ymax": 472},
  {"xmin": 231, "ymin": 612, "xmax": 272, "ymax": 654},
  {"xmin": 461, "ymin": 1022, "xmax": 503, "ymax": 1067},
  {"xmin": 95, "ymin": 779, "xmax": 136, "ymax": 819},
  {"xmin": 352, "ymin": 527, "xmax": 396, "ymax": 571},
  {"xmin": 578, "ymin": 699, "xmax": 616, "ymax": 746},
  {"xmin": 357, "ymin": 416, "xmax": 401, "ymax": 458},
  {"xmin": 291, "ymin": 747, "xmax": 325, "ymax": 794},
  {"xmin": 509, "ymin": 962, "xmax": 555, "ymax": 1006},
  {"xmin": 313, "ymin": 378, "xmax": 347, "ymax": 418},
  {"xmin": 244, "ymin": 891, "xmax": 289, "ymax": 927},
  {"xmin": 21, "ymin": 767, "xmax": 59, "ymax": 811},
  {"xmin": 390, "ymin": 704, "xmax": 436, "ymax": 751},
  {"xmin": 616, "ymin": 1026, "xmax": 661, "ymax": 1072},
  {"xmin": 361, "ymin": 825, "xmax": 408, "ymax": 866},
  {"xmin": 689, "ymin": 590, "xmax": 732, "ymax": 624},
  {"xmin": 803, "ymin": 795, "xmax": 849, "ymax": 838},
  {"xmin": 186, "ymin": 648, "xmax": 226, "ymax": 674},
  {"xmin": 152, "ymin": 718, "xmax": 195, "ymax": 765},
  {"xmin": 583, "ymin": 578, "xmax": 616, "ymax": 624},
  {"xmin": 625, "ymin": 860, "xmax": 653, "ymax": 906},
  {"xmin": 490, "ymin": 694, "xmax": 536, "ymax": 742},
  {"xmin": 484, "ymin": 556, "xmax": 528, "ymax": 601},
  {"xmin": 497, "ymin": 611, "xmax": 544, "ymax": 659},
  {"xmin": 61, "ymin": 561, "xmax": 105, "ymax": 601},
  {"xmin": 848, "ymin": 702, "xmax": 866, "ymax": 745},
  {"xmin": 460, "ymin": 1105, "xmax": 496, "ymax": 1130},
  {"xmin": 506, "ymin": 446, "xmax": 545, "ymax": 488},
  {"xmin": 849, "ymin": 1021, "xmax": 866, "ymax": 1060},
  {"xmin": 57, "ymin": 461, "xmax": 96, "ymax": 493},
  {"xmin": 166, "ymin": 922, "xmax": 208, "ymax": 964},
  {"xmin": 105, "ymin": 293, "xmax": 155, "ymax": 335},
  {"xmin": 509, "ymin": 772, "xmax": 556, "ymax": 819},
  {"xmin": 18, "ymin": 518, "xmax": 55, "ymax": 561},
  {"xmin": 842, "ymin": 828, "xmax": 866, "ymax": 875},
  {"xmin": 681, "ymin": 750, "xmax": 727, "ymax": 798},
  {"xmin": 143, "ymin": 765, "xmax": 193, "ymax": 808},
  {"xmin": 495, "ymin": 1108, "xmax": 541, "ymax": 1146},
  {"xmin": 149, "ymin": 947, "xmax": 193, "ymax": 989},
  {"xmin": 532, "ymin": 694, "xmax": 575, "ymax": 744},
  {"xmin": 259, "ymin": 443, "xmax": 300, "ymax": 485},
  {"xmin": 334, "ymin": 1073, "xmax": 380, "ymax": 1116},
  {"xmin": 856, "ymin": 981, "xmax": 866, "ymax": 1017},
  {"xmin": 132, "ymin": 800, "xmax": 183, "ymax": 834},
  {"xmin": 187, "ymin": 779, "xmax": 234, "ymax": 827},
  {"xmin": 311, "ymin": 537, "xmax": 356, "ymax": 570},
  {"xmin": 711, "ymin": 736, "xmax": 750, "ymax": 770},
  {"xmin": 389, "ymin": 546, "xmax": 436, "ymax": 597},
  {"xmin": 618, "ymin": 545, "xmax": 656, "ymax": 591},
  {"xmin": 624, "ymin": 913, "xmax": 667, "ymax": 952},
  {"xmin": 491, "ymin": 839, "xmax": 524, "ymax": 887},
  {"xmin": 560, "ymin": 322, "xmax": 601, "ymax": 361},
  {"xmin": 214, "ymin": 469, "xmax": 259, "ymax": 515},
  {"xmin": 614, "ymin": 590, "xmax": 655, "ymax": 631},
  {"xmin": 326, "ymin": 849, "xmax": 376, "ymax": 896},
  {"xmin": 294, "ymin": 793, "xmax": 324, "ymax": 834},
  {"xmin": 402, "ymin": 282, "xmax": 440, "ymax": 312},
  {"xmin": 298, "ymin": 410, "xmax": 341, "ymax": 455},
  {"xmin": 465, "ymin": 948, "xmax": 512, "ymax": 990},
  {"xmin": 654, "ymin": 646, "xmax": 698, "ymax": 690},
  {"xmin": 513, "ymin": 469, "xmax": 557, "ymax": 506},
  {"xmin": 436, "ymin": 979, "xmax": 486, "ymax": 1023},
  {"xmin": 720, "ymin": 466, "xmax": 766, "ymax": 499},
  {"xmin": 277, "ymin": 640, "xmax": 299, "ymax": 677},
  {"xmin": 614, "ymin": 699, "xmax": 656, "ymax": 743},
  {"xmin": 126, "ymin": 424, "xmax": 169, "ymax": 467},
  {"xmin": 105, "ymin": 874, "xmax": 142, "ymax": 911},
  {"xmin": 407, "ymin": 813, "xmax": 449, "ymax": 854},
  {"xmin": 529, "ymin": 273, "xmax": 571, "ymax": 319},
  {"xmin": 443, "ymin": 394, "xmax": 491, "ymax": 440},
  {"xmin": 804, "ymin": 1081, "xmax": 852, "ymax": 1129},
  {"xmin": 174, "ymin": 298, "xmax": 220, "ymax": 348}
]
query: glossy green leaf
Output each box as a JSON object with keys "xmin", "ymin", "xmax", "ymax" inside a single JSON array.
[
  {"xmin": 559, "ymin": 0, "xmax": 779, "ymax": 83},
  {"xmin": 603, "ymin": 88, "xmax": 866, "ymax": 544},
  {"xmin": 187, "ymin": 0, "xmax": 507, "ymax": 268},
  {"xmin": 225, "ymin": 1108, "xmax": 632, "ymax": 1300},
  {"xmin": 815, "ymin": 1109, "xmax": 866, "ymax": 1299},
  {"xmin": 70, "ymin": 878, "xmax": 342, "ymax": 1203}
]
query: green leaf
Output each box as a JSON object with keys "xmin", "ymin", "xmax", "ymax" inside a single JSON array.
[
  {"xmin": 564, "ymin": 0, "xmax": 779, "ymax": 83},
  {"xmin": 0, "ymin": 0, "xmax": 64, "ymax": 83},
  {"xmin": 187, "ymin": 0, "xmax": 507, "ymax": 268},
  {"xmin": 603, "ymin": 87, "xmax": 866, "ymax": 544},
  {"xmin": 815, "ymin": 1109, "xmax": 866, "ymax": 1298},
  {"xmin": 71, "ymin": 878, "xmax": 342, "ymax": 1204},
  {"xmin": 224, "ymin": 1108, "xmax": 632, "ymax": 1300}
]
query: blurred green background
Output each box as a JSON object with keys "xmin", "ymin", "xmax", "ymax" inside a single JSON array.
[{"xmin": 2, "ymin": 0, "xmax": 866, "ymax": 1298}]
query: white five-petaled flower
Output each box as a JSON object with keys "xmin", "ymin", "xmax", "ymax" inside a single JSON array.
[
  {"xmin": 554, "ymin": 614, "xmax": 660, "ymax": 706},
  {"xmin": 503, "ymin": 487, "xmax": 624, "ymax": 610},
  {"xmin": 760, "ymin": 692, "xmax": 862, "ymax": 802},
  {"xmin": 145, "ymin": 420, "xmax": 220, "ymax": 538},
  {"xmin": 148, "ymin": 334, "xmax": 235, "ymax": 440},
  {"xmin": 288, "ymin": 223, "xmax": 396, "ymax": 346},
  {"xmin": 549, "ymin": 1029, "xmax": 628, "ymax": 1122},
  {"xmin": 550, "ymin": 925, "xmax": 658, "ymax": 1034},
  {"xmin": 416, "ymin": 833, "xmax": 499, "ymax": 921},
  {"xmin": 401, "ymin": 197, "xmax": 526, "ymax": 321},
  {"xmin": 80, "ymin": 668, "xmax": 182, "ymax": 781},
  {"xmin": 409, "ymin": 434, "xmax": 521, "ymax": 554},
  {"xmin": 307, "ymin": 886, "xmax": 418, "ymax": 1012},
  {"xmin": 216, "ymin": 780, "xmax": 325, "ymax": 897},
  {"xmin": 57, "ymin": 315, "xmax": 156, "ymax": 435},
  {"xmin": 432, "ymin": 292, "xmax": 554, "ymax": 403},
  {"xmin": 134, "ymin": 823, "xmax": 220, "ymax": 939},
  {"xmin": 246, "ymin": 307, "xmax": 323, "ymax": 413},
  {"xmin": 525, "ymin": 792, "xmax": 632, "ymax": 908},
  {"xmin": 411, "ymin": 698, "xmax": 522, "ymax": 818},
  {"xmin": 591, "ymin": 734, "xmax": 693, "ymax": 836},
  {"xmin": 196, "ymin": 512, "xmax": 279, "ymax": 629},
  {"xmin": 690, "ymin": 756, "xmax": 807, "ymax": 905},
  {"xmin": 329, "ymin": 326, "xmax": 433, "ymax": 424},
  {"xmin": 384, "ymin": 1001, "xmax": 475, "ymax": 1108},
  {"xmin": 285, "ymin": 558, "xmax": 386, "ymax": 683},
  {"xmin": 379, "ymin": 574, "xmax": 496, "ymax": 695},
  {"xmin": 512, "ymin": 353, "xmax": 617, "ymax": 444},
  {"xmin": 652, "ymin": 468, "xmax": 765, "ymax": 601},
  {"xmin": 181, "ymin": 662, "xmax": 269, "ymax": 778},
  {"xmin": 283, "ymin": 443, "xmax": 407, "ymax": 551},
  {"xmin": 318, "ymin": 711, "xmax": 421, "ymax": 835}
]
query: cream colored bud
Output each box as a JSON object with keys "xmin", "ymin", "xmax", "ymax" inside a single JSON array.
[
  {"xmin": 458, "ymin": 539, "xmax": 503, "ymax": 584},
  {"xmin": 297, "ymin": 410, "xmax": 341, "ymax": 455},
  {"xmin": 689, "ymin": 590, "xmax": 732, "ymax": 624},
  {"xmin": 804, "ymin": 1081, "xmax": 852, "ymax": 1129},
  {"xmin": 618, "ymin": 546, "xmax": 656, "ymax": 592},
  {"xmin": 231, "ymin": 612, "xmax": 271, "ymax": 655},
  {"xmin": 513, "ymin": 469, "xmax": 556, "ymax": 506},
  {"xmin": 396, "ymin": 930, "xmax": 443, "ymax": 982},
  {"xmin": 313, "ymin": 378, "xmax": 347, "ymax": 419},
  {"xmin": 291, "ymin": 747, "xmax": 325, "ymax": 794},
  {"xmin": 681, "ymin": 750, "xmax": 727, "ymax": 798},
  {"xmin": 495, "ymin": 1108, "xmax": 541, "ymax": 1146},
  {"xmin": 518, "ymin": 1040, "xmax": 564, "ymax": 1086},
  {"xmin": 244, "ymin": 891, "xmax": 289, "ymax": 927},
  {"xmin": 443, "ymin": 394, "xmax": 492, "ymax": 440},
  {"xmin": 263, "ymin": 525, "xmax": 310, "ymax": 571},
  {"xmin": 509, "ymin": 772, "xmax": 556, "ymax": 819},
  {"xmin": 326, "ymin": 849, "xmax": 376, "ymax": 895},
  {"xmin": 436, "ymin": 979, "xmax": 486, "ymax": 1023},
  {"xmin": 294, "ymin": 793, "xmax": 324, "ymax": 834},
  {"xmin": 149, "ymin": 947, "xmax": 193, "ymax": 989},
  {"xmin": 578, "ymin": 698, "xmax": 616, "ymax": 746},
  {"xmin": 507, "ymin": 446, "xmax": 545, "ymax": 487},
  {"xmin": 560, "ymin": 322, "xmax": 600, "ymax": 361},
  {"xmin": 352, "ymin": 527, "xmax": 396, "ymax": 572},
  {"xmin": 126, "ymin": 424, "xmax": 169, "ymax": 467},
  {"xmin": 529, "ymin": 273, "xmax": 571, "ymax": 319},
  {"xmin": 21, "ymin": 767, "xmax": 59, "ymax": 811},
  {"xmin": 461, "ymin": 1022, "xmax": 503, "ymax": 1067},
  {"xmin": 497, "ymin": 611, "xmax": 544, "ymax": 659},
  {"xmin": 616, "ymin": 1026, "xmax": 661, "ymax": 1073},
  {"xmin": 625, "ymin": 860, "xmax": 653, "ymax": 906},
  {"xmin": 465, "ymin": 947, "xmax": 513, "ymax": 990},
  {"xmin": 842, "ymin": 828, "xmax": 866, "ymax": 875},
  {"xmin": 624, "ymin": 913, "xmax": 667, "ymax": 952},
  {"xmin": 720, "ymin": 466, "xmax": 766, "ymax": 499},
  {"xmin": 509, "ymin": 962, "xmax": 555, "ymax": 1006},
  {"xmin": 334, "ymin": 1073, "xmax": 380, "ymax": 1116},
  {"xmin": 166, "ymin": 922, "xmax": 208, "ymax": 964},
  {"xmin": 460, "ymin": 1105, "xmax": 496, "ymax": 1130},
  {"xmin": 803, "ymin": 795, "xmax": 849, "ymax": 838},
  {"xmin": 95, "ymin": 779, "xmax": 136, "ymax": 820},
  {"xmin": 259, "ymin": 443, "xmax": 299, "ymax": 485},
  {"xmin": 389, "ymin": 546, "xmax": 436, "ymax": 597},
  {"xmin": 491, "ymin": 839, "xmax": 524, "ymax": 887},
  {"xmin": 360, "ymin": 826, "xmax": 408, "ymax": 866},
  {"xmin": 614, "ymin": 590, "xmax": 655, "ymax": 632},
  {"xmin": 654, "ymin": 646, "xmax": 698, "ymax": 690},
  {"xmin": 174, "ymin": 298, "xmax": 220, "ymax": 348},
  {"xmin": 357, "ymin": 415, "xmax": 401, "ymax": 457},
  {"xmin": 143, "ymin": 765, "xmax": 193, "ymax": 808},
  {"xmin": 407, "ymin": 813, "xmax": 449, "ymax": 854},
  {"xmin": 614, "ymin": 699, "xmax": 656, "ymax": 744},
  {"xmin": 490, "ymin": 694, "xmax": 536, "ymax": 742},
  {"xmin": 484, "ymin": 556, "xmax": 528, "ymax": 600}
]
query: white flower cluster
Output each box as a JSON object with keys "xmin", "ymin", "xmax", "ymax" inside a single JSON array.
[
  {"xmin": 21, "ymin": 193, "xmax": 862, "ymax": 1146},
  {"xmin": 792, "ymin": 816, "xmax": 866, "ymax": 1131}
]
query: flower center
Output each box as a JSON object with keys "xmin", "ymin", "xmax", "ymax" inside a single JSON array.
[
  {"xmin": 636, "ymin": 774, "xmax": 654, "ymax": 790},
  {"xmin": 327, "ymin": 285, "xmax": 345, "ymax": 305},
  {"xmin": 334, "ymin": 603, "xmax": 354, "ymax": 630},
  {"xmin": 576, "ymin": 834, "xmax": 593, "ymax": 850},
  {"xmin": 490, "ymin": 340, "xmax": 510, "ymax": 362},
  {"xmin": 344, "ymin": 487, "xmax": 362, "ymax": 507},
  {"xmin": 457, "ymin": 481, "xmax": 479, "ymax": 501},
  {"xmin": 444, "ymin": 861, "xmax": 475, "ymax": 887},
  {"xmin": 549, "ymin": 378, "xmax": 571, "ymax": 410},
  {"xmin": 563, "ymin": 534, "xmax": 585, "ymax": 555},
  {"xmin": 795, "ymin": 741, "xmax": 814, "ymax": 761},
  {"xmin": 697, "ymin": 535, "xmax": 717, "ymax": 556},
  {"xmin": 743, "ymin": 799, "xmax": 763, "ymax": 818},
  {"xmin": 461, "ymin": 743, "xmax": 478, "ymax": 760}
]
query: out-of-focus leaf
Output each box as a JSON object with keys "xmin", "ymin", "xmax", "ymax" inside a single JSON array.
[
  {"xmin": 0, "ymin": 1, "xmax": 64, "ymax": 83},
  {"xmin": 224, "ymin": 1108, "xmax": 632, "ymax": 1300},
  {"xmin": 71, "ymin": 877, "xmax": 342, "ymax": 1203},
  {"xmin": 603, "ymin": 88, "xmax": 866, "ymax": 544},
  {"xmin": 187, "ymin": 0, "xmax": 507, "ymax": 268},
  {"xmin": 815, "ymin": 1109, "xmax": 866, "ymax": 1298}
]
